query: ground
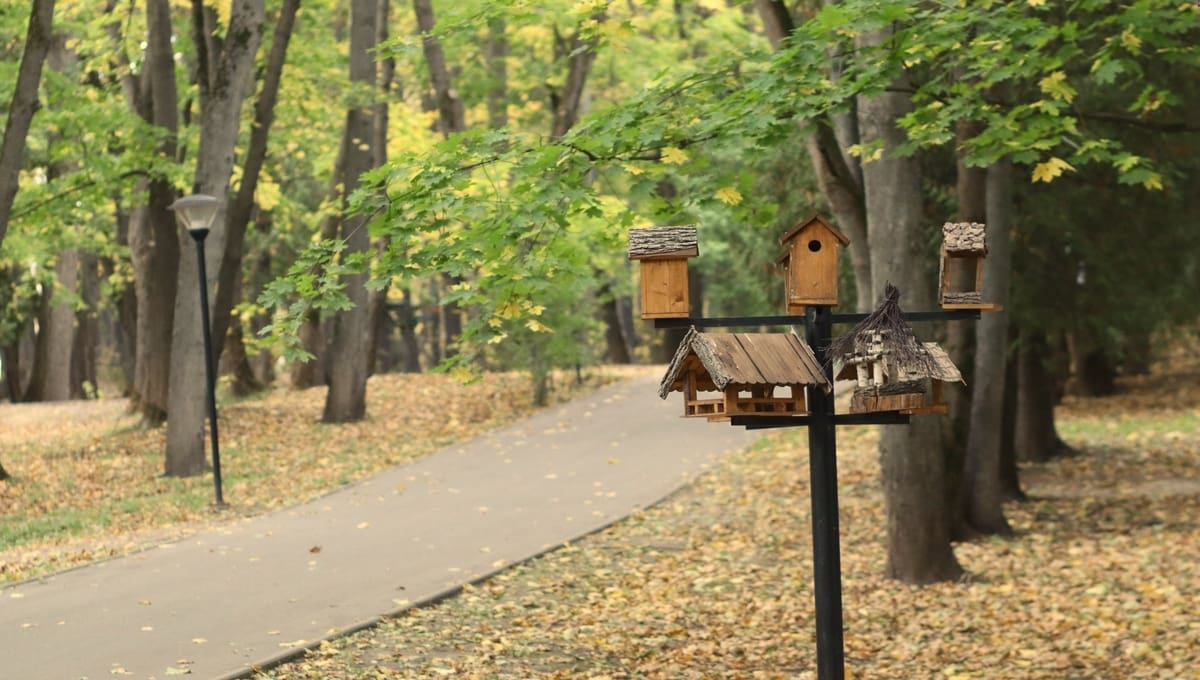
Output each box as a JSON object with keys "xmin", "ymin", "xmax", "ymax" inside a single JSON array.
[
  {"xmin": 2, "ymin": 358, "xmax": 1198, "ymax": 679},
  {"xmin": 254, "ymin": 363, "xmax": 1200, "ymax": 679}
]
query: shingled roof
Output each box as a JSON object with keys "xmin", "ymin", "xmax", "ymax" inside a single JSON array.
[
  {"xmin": 628, "ymin": 226, "xmax": 699, "ymax": 260},
  {"xmin": 660, "ymin": 328, "xmax": 830, "ymax": 399}
]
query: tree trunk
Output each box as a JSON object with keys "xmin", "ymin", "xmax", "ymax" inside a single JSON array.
[
  {"xmin": 858, "ymin": 30, "xmax": 962, "ymax": 583},
  {"xmin": 210, "ymin": 0, "xmax": 300, "ymax": 362},
  {"xmin": 598, "ymin": 282, "xmax": 632, "ymax": 364},
  {"xmin": 365, "ymin": 0, "xmax": 394, "ymax": 377},
  {"xmin": 71, "ymin": 251, "xmax": 100, "ymax": 398},
  {"xmin": 961, "ymin": 161, "xmax": 1014, "ymax": 535},
  {"xmin": 24, "ymin": 250, "xmax": 77, "ymax": 402},
  {"xmin": 165, "ymin": 0, "xmax": 264, "ymax": 476},
  {"xmin": 128, "ymin": 0, "xmax": 182, "ymax": 423},
  {"xmin": 486, "ymin": 15, "xmax": 508, "ymax": 131},
  {"xmin": 943, "ymin": 120, "xmax": 987, "ymax": 541},
  {"xmin": 395, "ymin": 289, "xmax": 422, "ymax": 373},
  {"xmin": 0, "ymin": 0, "xmax": 55, "ymax": 251},
  {"xmin": 220, "ymin": 320, "xmax": 264, "ymax": 396},
  {"xmin": 999, "ymin": 348, "xmax": 1025, "ymax": 501},
  {"xmin": 322, "ymin": 0, "xmax": 378, "ymax": 422},
  {"xmin": 1015, "ymin": 327, "xmax": 1066, "ymax": 463}
]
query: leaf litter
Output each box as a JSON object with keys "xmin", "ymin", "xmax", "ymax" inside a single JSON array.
[
  {"xmin": 252, "ymin": 363, "xmax": 1199, "ymax": 679},
  {"xmin": 0, "ymin": 368, "xmax": 635, "ymax": 583}
]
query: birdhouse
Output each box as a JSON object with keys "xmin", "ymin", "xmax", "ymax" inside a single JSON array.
[
  {"xmin": 659, "ymin": 328, "xmax": 830, "ymax": 420},
  {"xmin": 628, "ymin": 226, "xmax": 699, "ymax": 319},
  {"xmin": 938, "ymin": 222, "xmax": 998, "ymax": 310},
  {"xmin": 776, "ymin": 214, "xmax": 850, "ymax": 313},
  {"xmin": 831, "ymin": 283, "xmax": 964, "ymax": 415},
  {"xmin": 836, "ymin": 339, "xmax": 963, "ymax": 415}
]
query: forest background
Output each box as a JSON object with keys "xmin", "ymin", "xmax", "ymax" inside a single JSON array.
[{"xmin": 1, "ymin": 0, "xmax": 1198, "ymax": 586}]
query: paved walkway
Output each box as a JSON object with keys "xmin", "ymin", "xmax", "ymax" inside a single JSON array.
[{"xmin": 1, "ymin": 374, "xmax": 757, "ymax": 680}]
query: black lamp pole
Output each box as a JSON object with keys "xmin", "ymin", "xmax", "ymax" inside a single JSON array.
[
  {"xmin": 189, "ymin": 227, "xmax": 224, "ymax": 507},
  {"xmin": 170, "ymin": 194, "xmax": 225, "ymax": 507}
]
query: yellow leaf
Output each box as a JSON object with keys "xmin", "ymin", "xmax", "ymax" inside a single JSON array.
[
  {"xmin": 525, "ymin": 319, "xmax": 553, "ymax": 333},
  {"xmin": 1027, "ymin": 0, "xmax": 1046, "ymax": 6},
  {"xmin": 487, "ymin": 333, "xmax": 507, "ymax": 345},
  {"xmin": 1142, "ymin": 172, "xmax": 1163, "ymax": 191},
  {"xmin": 622, "ymin": 163, "xmax": 644, "ymax": 176},
  {"xmin": 1038, "ymin": 71, "xmax": 1076, "ymax": 103},
  {"xmin": 1031, "ymin": 157, "xmax": 1075, "ymax": 183},
  {"xmin": 1121, "ymin": 28, "xmax": 1142, "ymax": 51},
  {"xmin": 714, "ymin": 186, "xmax": 743, "ymax": 205},
  {"xmin": 661, "ymin": 147, "xmax": 688, "ymax": 165}
]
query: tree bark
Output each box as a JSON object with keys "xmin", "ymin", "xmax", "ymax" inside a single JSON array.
[
  {"xmin": 210, "ymin": 0, "xmax": 301, "ymax": 364},
  {"xmin": 1015, "ymin": 327, "xmax": 1065, "ymax": 463},
  {"xmin": 365, "ymin": 0, "xmax": 394, "ymax": 377},
  {"xmin": 999, "ymin": 347, "xmax": 1025, "ymax": 501},
  {"xmin": 961, "ymin": 161, "xmax": 1014, "ymax": 535},
  {"xmin": 24, "ymin": 250, "xmax": 77, "ymax": 402},
  {"xmin": 486, "ymin": 15, "xmax": 509, "ymax": 131},
  {"xmin": 0, "ymin": 0, "xmax": 55, "ymax": 252},
  {"xmin": 71, "ymin": 251, "xmax": 100, "ymax": 398},
  {"xmin": 943, "ymin": 120, "xmax": 986, "ymax": 540},
  {"xmin": 127, "ymin": 0, "xmax": 182, "ymax": 423},
  {"xmin": 165, "ymin": 0, "xmax": 264, "ymax": 476},
  {"xmin": 322, "ymin": 0, "xmax": 378, "ymax": 422},
  {"xmin": 396, "ymin": 289, "xmax": 422, "ymax": 373},
  {"xmin": 858, "ymin": 29, "xmax": 962, "ymax": 583}
]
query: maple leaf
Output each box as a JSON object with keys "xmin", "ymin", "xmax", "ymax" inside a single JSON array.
[
  {"xmin": 714, "ymin": 186, "xmax": 743, "ymax": 205},
  {"xmin": 660, "ymin": 147, "xmax": 688, "ymax": 165},
  {"xmin": 1031, "ymin": 157, "xmax": 1075, "ymax": 183}
]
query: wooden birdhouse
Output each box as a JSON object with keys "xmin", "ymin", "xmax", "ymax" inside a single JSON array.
[
  {"xmin": 659, "ymin": 328, "xmax": 830, "ymax": 420},
  {"xmin": 628, "ymin": 226, "xmax": 699, "ymax": 319},
  {"xmin": 776, "ymin": 214, "xmax": 850, "ymax": 313},
  {"xmin": 836, "ymin": 339, "xmax": 962, "ymax": 415},
  {"xmin": 831, "ymin": 284, "xmax": 964, "ymax": 415},
  {"xmin": 938, "ymin": 221, "xmax": 998, "ymax": 310}
]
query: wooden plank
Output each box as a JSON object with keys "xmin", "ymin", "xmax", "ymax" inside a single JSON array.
[
  {"xmin": 640, "ymin": 259, "xmax": 690, "ymax": 319},
  {"xmin": 941, "ymin": 302, "xmax": 1003, "ymax": 311}
]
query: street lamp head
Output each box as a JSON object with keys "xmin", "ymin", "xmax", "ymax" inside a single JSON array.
[{"xmin": 168, "ymin": 194, "xmax": 222, "ymax": 240}]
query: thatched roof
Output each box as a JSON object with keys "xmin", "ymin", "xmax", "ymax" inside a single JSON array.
[
  {"xmin": 835, "ymin": 342, "xmax": 964, "ymax": 384},
  {"xmin": 829, "ymin": 283, "xmax": 933, "ymax": 373},
  {"xmin": 659, "ymin": 328, "xmax": 830, "ymax": 399},
  {"xmin": 942, "ymin": 222, "xmax": 987, "ymax": 255},
  {"xmin": 628, "ymin": 226, "xmax": 699, "ymax": 260}
]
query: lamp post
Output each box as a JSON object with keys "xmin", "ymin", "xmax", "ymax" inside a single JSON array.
[{"xmin": 168, "ymin": 194, "xmax": 226, "ymax": 507}]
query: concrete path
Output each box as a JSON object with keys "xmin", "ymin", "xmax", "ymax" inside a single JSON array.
[{"xmin": 0, "ymin": 374, "xmax": 757, "ymax": 680}]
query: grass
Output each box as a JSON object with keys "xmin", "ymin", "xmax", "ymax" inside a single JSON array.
[{"xmin": 0, "ymin": 367, "xmax": 641, "ymax": 583}]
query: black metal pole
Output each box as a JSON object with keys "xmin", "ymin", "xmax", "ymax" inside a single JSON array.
[
  {"xmin": 805, "ymin": 305, "xmax": 844, "ymax": 680},
  {"xmin": 191, "ymin": 232, "xmax": 225, "ymax": 507}
]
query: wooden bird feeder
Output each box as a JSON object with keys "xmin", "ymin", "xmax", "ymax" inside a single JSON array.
[
  {"xmin": 659, "ymin": 327, "xmax": 830, "ymax": 420},
  {"xmin": 831, "ymin": 283, "xmax": 964, "ymax": 415},
  {"xmin": 836, "ymin": 338, "xmax": 962, "ymax": 415},
  {"xmin": 776, "ymin": 214, "xmax": 851, "ymax": 314},
  {"xmin": 938, "ymin": 221, "xmax": 999, "ymax": 310},
  {"xmin": 628, "ymin": 226, "xmax": 699, "ymax": 319}
]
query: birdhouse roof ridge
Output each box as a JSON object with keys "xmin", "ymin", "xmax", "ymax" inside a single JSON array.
[{"xmin": 778, "ymin": 213, "xmax": 851, "ymax": 247}]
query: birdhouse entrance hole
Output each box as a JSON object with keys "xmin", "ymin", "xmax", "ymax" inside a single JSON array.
[{"xmin": 807, "ymin": 239, "xmax": 822, "ymax": 252}]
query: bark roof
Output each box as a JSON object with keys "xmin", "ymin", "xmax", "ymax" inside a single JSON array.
[
  {"xmin": 659, "ymin": 328, "xmax": 830, "ymax": 399},
  {"xmin": 942, "ymin": 221, "xmax": 988, "ymax": 255},
  {"xmin": 628, "ymin": 226, "xmax": 699, "ymax": 260}
]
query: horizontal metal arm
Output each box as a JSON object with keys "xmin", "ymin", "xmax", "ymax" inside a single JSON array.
[{"xmin": 653, "ymin": 309, "xmax": 980, "ymax": 330}]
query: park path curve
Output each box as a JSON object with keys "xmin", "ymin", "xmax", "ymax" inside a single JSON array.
[{"xmin": 0, "ymin": 374, "xmax": 757, "ymax": 680}]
